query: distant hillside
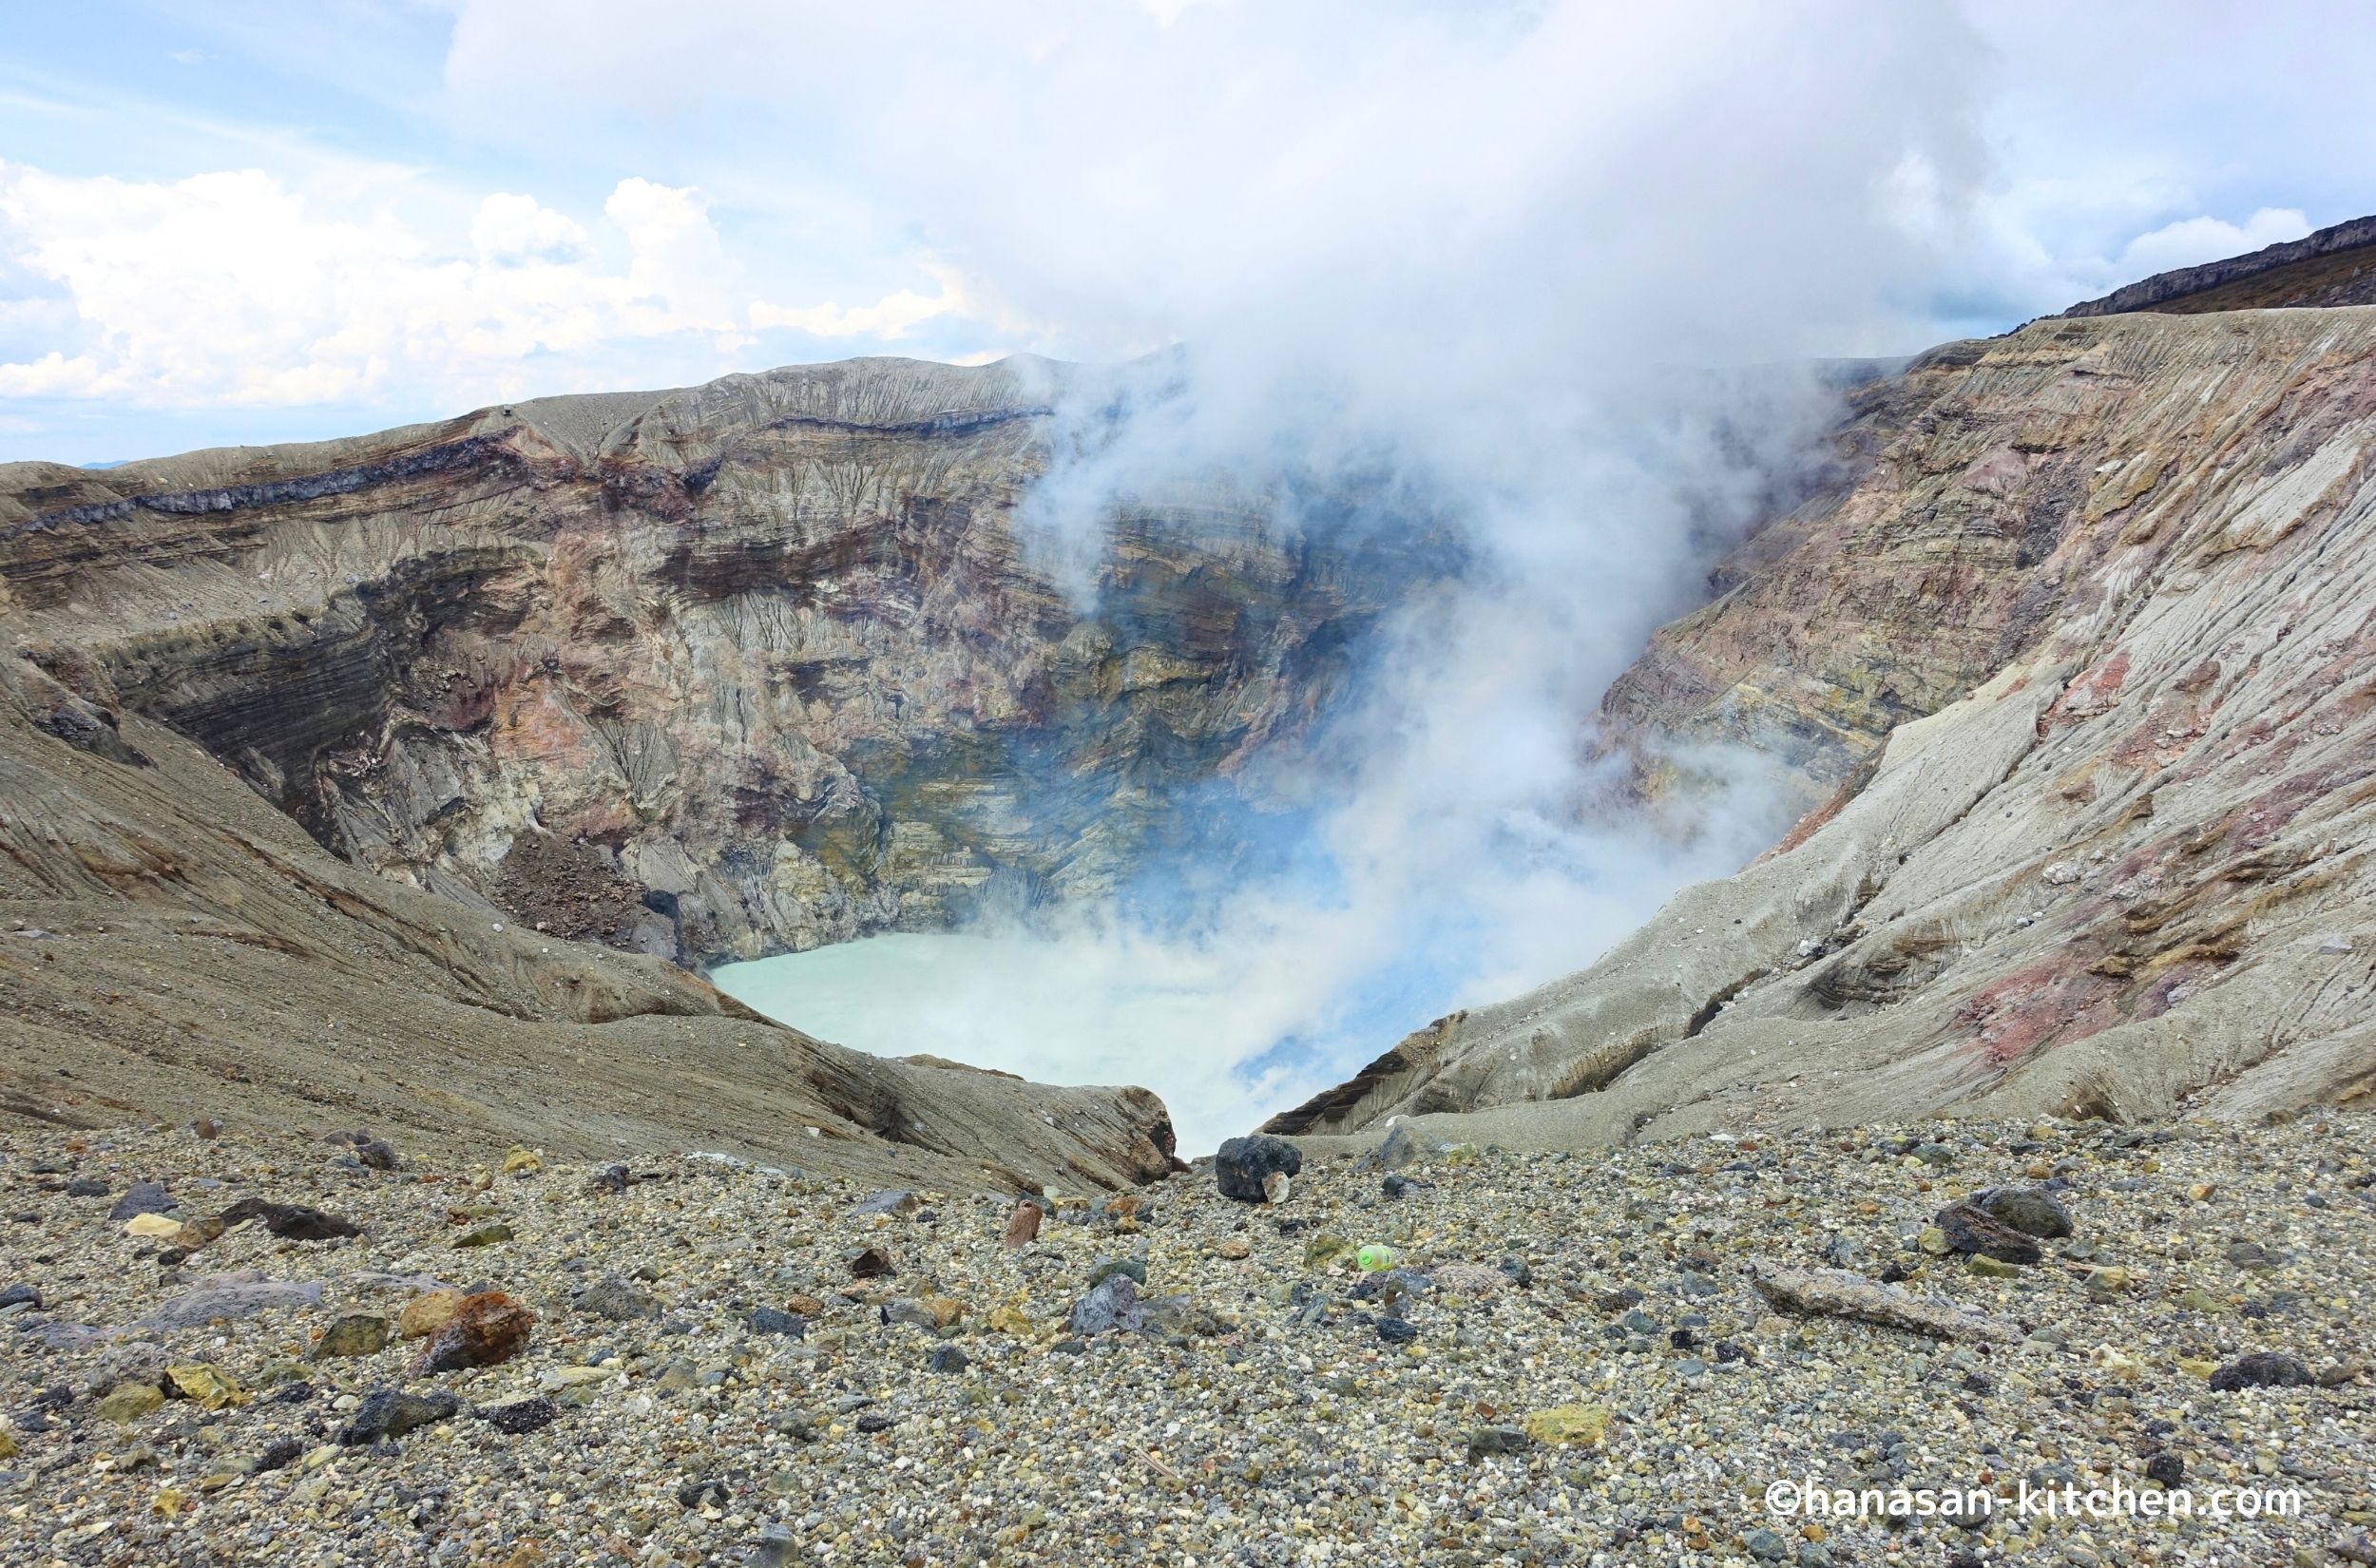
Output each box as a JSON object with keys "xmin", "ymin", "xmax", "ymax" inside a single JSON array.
[{"xmin": 2062, "ymin": 213, "xmax": 2376, "ymax": 316}]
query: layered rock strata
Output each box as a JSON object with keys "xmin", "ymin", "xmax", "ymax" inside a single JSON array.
[{"xmin": 0, "ymin": 358, "xmax": 1446, "ymax": 967}]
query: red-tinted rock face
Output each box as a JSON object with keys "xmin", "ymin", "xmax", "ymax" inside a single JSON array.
[{"xmin": 1278, "ymin": 306, "xmax": 2376, "ymax": 1141}]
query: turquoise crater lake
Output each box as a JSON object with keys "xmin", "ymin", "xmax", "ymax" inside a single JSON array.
[{"xmin": 709, "ymin": 933, "xmax": 1269, "ymax": 1153}]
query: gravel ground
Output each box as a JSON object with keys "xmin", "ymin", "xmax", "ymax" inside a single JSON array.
[{"xmin": 0, "ymin": 1112, "xmax": 2370, "ymax": 1566}]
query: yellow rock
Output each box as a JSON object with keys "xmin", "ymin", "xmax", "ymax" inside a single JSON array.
[
  {"xmin": 1302, "ymin": 1233, "xmax": 1356, "ymax": 1271},
  {"xmin": 1523, "ymin": 1405, "xmax": 1612, "ymax": 1447},
  {"xmin": 502, "ymin": 1145, "xmax": 544, "ymax": 1176},
  {"xmin": 165, "ymin": 1364, "xmax": 249, "ymax": 1410},
  {"xmin": 0, "ymin": 1428, "xmax": 15, "ymax": 1459},
  {"xmin": 95, "ymin": 1382, "xmax": 164, "ymax": 1423},
  {"xmin": 921, "ymin": 1296, "xmax": 966, "ymax": 1329},
  {"xmin": 2091, "ymin": 1346, "xmax": 2144, "ymax": 1382},
  {"xmin": 397, "ymin": 1288, "xmax": 465, "ymax": 1339},
  {"xmin": 124, "ymin": 1213, "xmax": 182, "ymax": 1237},
  {"xmin": 987, "ymin": 1305, "xmax": 1034, "ymax": 1336},
  {"xmin": 1917, "ymin": 1226, "xmax": 1949, "ymax": 1256},
  {"xmin": 1216, "ymin": 1237, "xmax": 1251, "ymax": 1260},
  {"xmin": 2177, "ymin": 1356, "xmax": 2220, "ymax": 1379}
]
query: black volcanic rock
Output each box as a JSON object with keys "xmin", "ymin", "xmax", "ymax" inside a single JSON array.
[
  {"xmin": 1216, "ymin": 1135, "xmax": 1302, "ymax": 1202},
  {"xmin": 2207, "ymin": 1352, "xmax": 2313, "ymax": 1393}
]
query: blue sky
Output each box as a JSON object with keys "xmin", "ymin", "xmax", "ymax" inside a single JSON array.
[{"xmin": 3, "ymin": 0, "xmax": 2371, "ymax": 465}]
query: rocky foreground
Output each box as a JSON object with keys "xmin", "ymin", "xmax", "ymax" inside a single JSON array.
[{"xmin": 1, "ymin": 1114, "xmax": 2370, "ymax": 1567}]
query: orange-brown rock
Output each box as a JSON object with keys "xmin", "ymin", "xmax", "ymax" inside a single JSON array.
[
  {"xmin": 397, "ymin": 1290, "xmax": 467, "ymax": 1340},
  {"xmin": 412, "ymin": 1291, "xmax": 535, "ymax": 1374}
]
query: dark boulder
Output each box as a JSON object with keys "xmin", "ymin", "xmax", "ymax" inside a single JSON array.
[
  {"xmin": 2207, "ymin": 1352, "xmax": 2313, "ymax": 1392},
  {"xmin": 748, "ymin": 1307, "xmax": 807, "ymax": 1337},
  {"xmin": 219, "ymin": 1198, "xmax": 359, "ymax": 1242},
  {"xmin": 843, "ymin": 1246, "xmax": 895, "ymax": 1280},
  {"xmin": 575, "ymin": 1275, "xmax": 661, "ymax": 1322},
  {"xmin": 107, "ymin": 1182, "xmax": 174, "ymax": 1221},
  {"xmin": 338, "ymin": 1387, "xmax": 460, "ymax": 1445},
  {"xmin": 479, "ymin": 1396, "xmax": 561, "ymax": 1436},
  {"xmin": 1065, "ymin": 1273, "xmax": 1144, "ymax": 1336},
  {"xmin": 1976, "ymin": 1187, "xmax": 2073, "ymax": 1239},
  {"xmin": 1216, "ymin": 1135, "xmax": 1302, "ymax": 1203},
  {"xmin": 677, "ymin": 1479, "xmax": 732, "ymax": 1510},
  {"xmin": 1933, "ymin": 1202, "xmax": 2043, "ymax": 1265}
]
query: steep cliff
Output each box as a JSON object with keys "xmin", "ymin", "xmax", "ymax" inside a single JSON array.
[
  {"xmin": 1274, "ymin": 304, "xmax": 2376, "ymax": 1143},
  {"xmin": 0, "ymin": 357, "xmax": 1446, "ymax": 967},
  {"xmin": 0, "ymin": 649, "xmax": 1177, "ymax": 1185}
]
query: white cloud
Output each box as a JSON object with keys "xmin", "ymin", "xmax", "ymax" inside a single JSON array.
[
  {"xmin": 2115, "ymin": 206, "xmax": 2310, "ymax": 279},
  {"xmin": 604, "ymin": 178, "xmax": 740, "ymax": 335},
  {"xmin": 1933, "ymin": 192, "xmax": 2323, "ymax": 328},
  {"xmin": 0, "ymin": 349, "xmax": 101, "ymax": 398},
  {"xmin": 0, "ymin": 149, "xmax": 1004, "ymax": 431},
  {"xmin": 750, "ymin": 262, "xmax": 967, "ymax": 339},
  {"xmin": 469, "ymin": 192, "xmax": 590, "ymax": 263},
  {"xmin": 443, "ymin": 0, "xmax": 1989, "ymax": 373},
  {"xmin": 0, "ymin": 163, "xmax": 808, "ymax": 411}
]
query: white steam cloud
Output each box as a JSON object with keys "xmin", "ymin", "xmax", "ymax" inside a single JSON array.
[{"xmin": 642, "ymin": 2, "xmax": 1996, "ymax": 1150}]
